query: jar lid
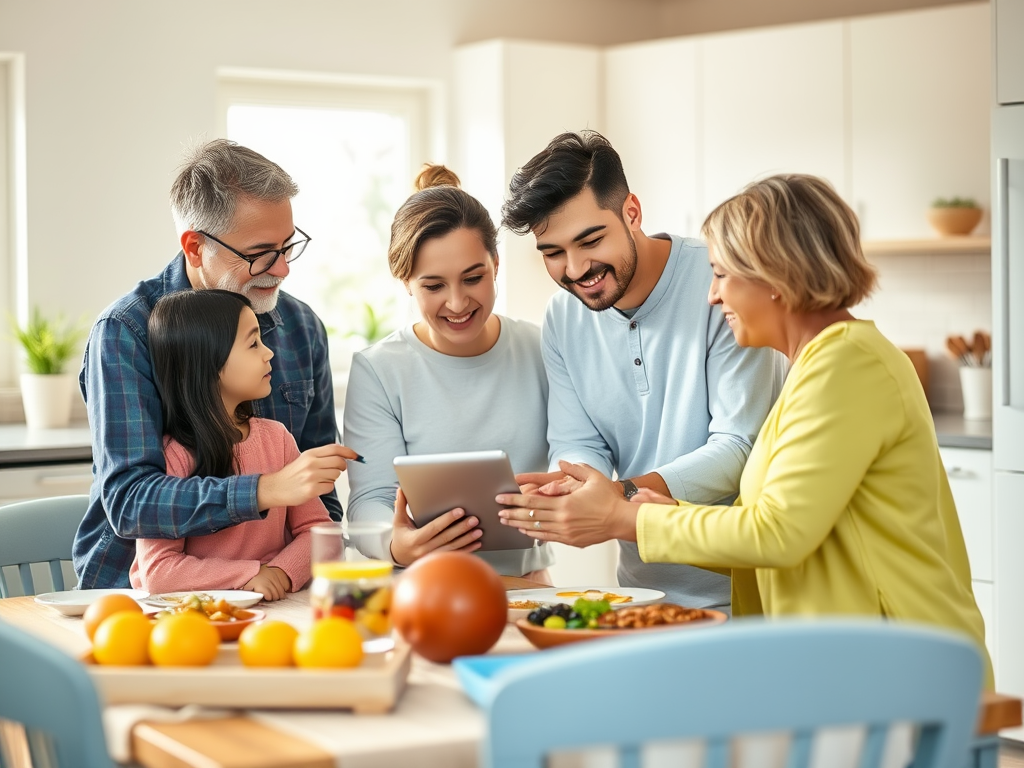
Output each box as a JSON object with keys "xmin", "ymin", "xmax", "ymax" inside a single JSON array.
[{"xmin": 313, "ymin": 560, "xmax": 393, "ymax": 580}]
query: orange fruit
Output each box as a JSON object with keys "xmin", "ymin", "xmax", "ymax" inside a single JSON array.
[
  {"xmin": 83, "ymin": 594, "xmax": 142, "ymax": 641},
  {"xmin": 92, "ymin": 611, "xmax": 153, "ymax": 666},
  {"xmin": 238, "ymin": 620, "xmax": 299, "ymax": 667},
  {"xmin": 294, "ymin": 617, "xmax": 364, "ymax": 669},
  {"xmin": 149, "ymin": 612, "xmax": 220, "ymax": 667}
]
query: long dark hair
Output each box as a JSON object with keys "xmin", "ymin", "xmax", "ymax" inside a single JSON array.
[{"xmin": 148, "ymin": 289, "xmax": 254, "ymax": 478}]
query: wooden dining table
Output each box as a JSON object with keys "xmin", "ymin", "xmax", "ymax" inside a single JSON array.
[{"xmin": 0, "ymin": 576, "xmax": 1020, "ymax": 768}]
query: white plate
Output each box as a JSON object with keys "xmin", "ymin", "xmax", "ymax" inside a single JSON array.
[
  {"xmin": 34, "ymin": 589, "xmax": 150, "ymax": 616},
  {"xmin": 142, "ymin": 590, "xmax": 265, "ymax": 610}
]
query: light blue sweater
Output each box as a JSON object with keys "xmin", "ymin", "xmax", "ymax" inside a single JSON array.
[
  {"xmin": 343, "ymin": 317, "xmax": 553, "ymax": 575},
  {"xmin": 543, "ymin": 234, "xmax": 786, "ymax": 609}
]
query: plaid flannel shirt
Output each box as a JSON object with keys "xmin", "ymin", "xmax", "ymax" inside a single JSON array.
[{"xmin": 72, "ymin": 254, "xmax": 342, "ymax": 589}]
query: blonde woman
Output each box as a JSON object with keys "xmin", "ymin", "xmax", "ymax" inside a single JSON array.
[
  {"xmin": 343, "ymin": 165, "xmax": 553, "ymax": 579},
  {"xmin": 497, "ymin": 174, "xmax": 992, "ymax": 684}
]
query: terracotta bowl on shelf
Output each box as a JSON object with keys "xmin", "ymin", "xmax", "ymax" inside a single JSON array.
[{"xmin": 927, "ymin": 207, "xmax": 983, "ymax": 237}]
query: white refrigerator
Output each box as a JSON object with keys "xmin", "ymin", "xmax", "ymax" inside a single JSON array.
[{"xmin": 991, "ymin": 0, "xmax": 1024, "ymax": 738}]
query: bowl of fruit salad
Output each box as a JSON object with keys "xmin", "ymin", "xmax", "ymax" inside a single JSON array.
[{"xmin": 515, "ymin": 598, "xmax": 726, "ymax": 649}]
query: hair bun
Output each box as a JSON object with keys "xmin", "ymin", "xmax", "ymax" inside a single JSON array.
[{"xmin": 414, "ymin": 164, "xmax": 461, "ymax": 191}]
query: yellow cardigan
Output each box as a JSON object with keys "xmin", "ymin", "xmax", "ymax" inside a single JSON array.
[{"xmin": 637, "ymin": 321, "xmax": 993, "ymax": 687}]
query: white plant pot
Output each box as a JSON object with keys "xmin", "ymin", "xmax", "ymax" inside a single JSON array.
[{"xmin": 20, "ymin": 372, "xmax": 75, "ymax": 429}]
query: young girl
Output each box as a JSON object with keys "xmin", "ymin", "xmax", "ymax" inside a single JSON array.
[
  {"xmin": 343, "ymin": 164, "xmax": 553, "ymax": 580},
  {"xmin": 129, "ymin": 289, "xmax": 337, "ymax": 600}
]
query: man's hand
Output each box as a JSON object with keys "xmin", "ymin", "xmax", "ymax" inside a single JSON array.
[
  {"xmin": 257, "ymin": 444, "xmax": 359, "ymax": 510},
  {"xmin": 389, "ymin": 487, "xmax": 483, "ymax": 567},
  {"xmin": 498, "ymin": 461, "xmax": 639, "ymax": 547},
  {"xmin": 244, "ymin": 565, "xmax": 292, "ymax": 601},
  {"xmin": 515, "ymin": 470, "xmax": 578, "ymax": 496}
]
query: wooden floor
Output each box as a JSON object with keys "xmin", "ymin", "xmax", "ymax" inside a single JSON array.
[{"xmin": 1003, "ymin": 738, "xmax": 1024, "ymax": 767}]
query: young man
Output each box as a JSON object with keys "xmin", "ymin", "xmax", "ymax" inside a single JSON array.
[
  {"xmin": 502, "ymin": 130, "xmax": 784, "ymax": 610},
  {"xmin": 74, "ymin": 140, "xmax": 353, "ymax": 589}
]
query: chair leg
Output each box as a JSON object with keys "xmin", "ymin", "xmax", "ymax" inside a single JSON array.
[{"xmin": 969, "ymin": 734, "xmax": 999, "ymax": 768}]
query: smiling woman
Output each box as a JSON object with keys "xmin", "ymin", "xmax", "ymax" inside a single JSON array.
[{"xmin": 342, "ymin": 165, "xmax": 553, "ymax": 579}]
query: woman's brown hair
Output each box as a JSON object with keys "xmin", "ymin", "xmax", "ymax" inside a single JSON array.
[
  {"xmin": 702, "ymin": 174, "xmax": 878, "ymax": 312},
  {"xmin": 387, "ymin": 164, "xmax": 498, "ymax": 281}
]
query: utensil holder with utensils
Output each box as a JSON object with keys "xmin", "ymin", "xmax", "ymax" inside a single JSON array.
[{"xmin": 947, "ymin": 331, "xmax": 992, "ymax": 420}]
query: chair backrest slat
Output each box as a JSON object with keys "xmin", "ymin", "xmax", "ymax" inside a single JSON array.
[
  {"xmin": 48, "ymin": 560, "xmax": 66, "ymax": 593},
  {"xmin": 0, "ymin": 495, "xmax": 89, "ymax": 597},
  {"xmin": 786, "ymin": 731, "xmax": 814, "ymax": 768},
  {"xmin": 857, "ymin": 724, "xmax": 891, "ymax": 768},
  {"xmin": 704, "ymin": 738, "xmax": 729, "ymax": 768},
  {"xmin": 477, "ymin": 619, "xmax": 983, "ymax": 768},
  {"xmin": 17, "ymin": 563, "xmax": 35, "ymax": 596}
]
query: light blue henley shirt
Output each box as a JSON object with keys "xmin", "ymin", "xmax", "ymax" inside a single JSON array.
[{"xmin": 543, "ymin": 234, "xmax": 787, "ymax": 609}]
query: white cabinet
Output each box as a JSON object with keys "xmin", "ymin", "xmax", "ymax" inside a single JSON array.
[
  {"xmin": 941, "ymin": 446, "xmax": 993, "ymax": 582},
  {"xmin": 604, "ymin": 38, "xmax": 700, "ymax": 237},
  {"xmin": 0, "ymin": 462, "xmax": 93, "ymax": 505},
  {"xmin": 995, "ymin": 0, "xmax": 1024, "ymax": 105},
  {"xmin": 454, "ymin": 40, "xmax": 602, "ymax": 328},
  {"xmin": 699, "ymin": 21, "xmax": 847, "ymax": 218},
  {"xmin": 995, "ymin": 471, "xmax": 1024, "ymax": 738},
  {"xmin": 939, "ymin": 446, "xmax": 997, "ymax": 677},
  {"xmin": 848, "ymin": 4, "xmax": 991, "ymax": 239}
]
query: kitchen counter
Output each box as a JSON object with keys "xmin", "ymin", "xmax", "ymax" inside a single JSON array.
[
  {"xmin": 0, "ymin": 412, "xmax": 992, "ymax": 467},
  {"xmin": 932, "ymin": 413, "xmax": 992, "ymax": 451},
  {"xmin": 0, "ymin": 422, "xmax": 92, "ymax": 466}
]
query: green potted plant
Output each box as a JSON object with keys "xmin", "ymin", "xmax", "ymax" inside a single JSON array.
[
  {"xmin": 10, "ymin": 308, "xmax": 86, "ymax": 429},
  {"xmin": 927, "ymin": 196, "xmax": 983, "ymax": 237}
]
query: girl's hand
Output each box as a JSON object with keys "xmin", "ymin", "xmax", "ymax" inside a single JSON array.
[
  {"xmin": 257, "ymin": 444, "xmax": 356, "ymax": 510},
  {"xmin": 389, "ymin": 487, "xmax": 483, "ymax": 567},
  {"xmin": 496, "ymin": 461, "xmax": 639, "ymax": 548},
  {"xmin": 245, "ymin": 565, "xmax": 292, "ymax": 601}
]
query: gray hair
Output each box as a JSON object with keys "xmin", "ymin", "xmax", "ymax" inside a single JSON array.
[{"xmin": 169, "ymin": 139, "xmax": 299, "ymax": 236}]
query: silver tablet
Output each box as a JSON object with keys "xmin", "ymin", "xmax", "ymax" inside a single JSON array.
[{"xmin": 393, "ymin": 450, "xmax": 534, "ymax": 552}]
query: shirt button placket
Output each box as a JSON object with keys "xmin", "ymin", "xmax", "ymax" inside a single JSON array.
[{"xmin": 628, "ymin": 319, "xmax": 649, "ymax": 394}]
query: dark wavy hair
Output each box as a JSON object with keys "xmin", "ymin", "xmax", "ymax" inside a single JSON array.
[
  {"xmin": 148, "ymin": 289, "xmax": 254, "ymax": 478},
  {"xmin": 501, "ymin": 130, "xmax": 630, "ymax": 235}
]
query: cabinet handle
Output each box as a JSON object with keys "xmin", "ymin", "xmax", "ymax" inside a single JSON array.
[
  {"xmin": 945, "ymin": 466, "xmax": 976, "ymax": 479},
  {"xmin": 37, "ymin": 474, "xmax": 93, "ymax": 487}
]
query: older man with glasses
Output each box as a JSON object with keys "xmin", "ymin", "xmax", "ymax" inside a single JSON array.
[{"xmin": 73, "ymin": 139, "xmax": 354, "ymax": 589}]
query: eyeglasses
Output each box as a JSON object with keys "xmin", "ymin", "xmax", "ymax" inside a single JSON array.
[{"xmin": 197, "ymin": 226, "xmax": 311, "ymax": 276}]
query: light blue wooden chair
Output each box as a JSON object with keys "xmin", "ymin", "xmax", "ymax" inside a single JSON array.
[
  {"xmin": 0, "ymin": 495, "xmax": 89, "ymax": 598},
  {"xmin": 0, "ymin": 619, "xmax": 113, "ymax": 767},
  {"xmin": 455, "ymin": 619, "xmax": 983, "ymax": 768}
]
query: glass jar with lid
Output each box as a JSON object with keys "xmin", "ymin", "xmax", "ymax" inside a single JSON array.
[{"xmin": 310, "ymin": 560, "xmax": 394, "ymax": 645}]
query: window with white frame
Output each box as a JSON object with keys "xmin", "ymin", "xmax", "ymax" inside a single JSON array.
[
  {"xmin": 218, "ymin": 73, "xmax": 441, "ymax": 379},
  {"xmin": 0, "ymin": 55, "xmax": 23, "ymax": 390}
]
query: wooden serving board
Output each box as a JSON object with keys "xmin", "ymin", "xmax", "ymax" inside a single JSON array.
[{"xmin": 84, "ymin": 642, "xmax": 412, "ymax": 714}]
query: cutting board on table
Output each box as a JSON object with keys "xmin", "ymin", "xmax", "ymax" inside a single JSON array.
[{"xmin": 83, "ymin": 642, "xmax": 412, "ymax": 714}]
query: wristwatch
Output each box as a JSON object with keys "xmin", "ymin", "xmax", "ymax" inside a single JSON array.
[{"xmin": 619, "ymin": 478, "xmax": 640, "ymax": 500}]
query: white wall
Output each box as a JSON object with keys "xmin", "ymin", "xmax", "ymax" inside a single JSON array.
[
  {"xmin": 603, "ymin": 2, "xmax": 992, "ymax": 414},
  {"xmin": 0, "ymin": 0, "xmax": 657, "ymax": 388}
]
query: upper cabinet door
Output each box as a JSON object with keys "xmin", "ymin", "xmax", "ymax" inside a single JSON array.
[
  {"xmin": 604, "ymin": 39, "xmax": 700, "ymax": 238},
  {"xmin": 996, "ymin": 0, "xmax": 1024, "ymax": 105},
  {"xmin": 849, "ymin": 5, "xmax": 990, "ymax": 240},
  {"xmin": 699, "ymin": 21, "xmax": 847, "ymax": 220}
]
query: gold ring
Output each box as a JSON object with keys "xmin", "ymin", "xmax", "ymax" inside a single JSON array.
[
  {"xmin": 533, "ymin": 520, "xmax": 542, "ymax": 530},
  {"xmin": 529, "ymin": 509, "xmax": 535, "ymax": 518}
]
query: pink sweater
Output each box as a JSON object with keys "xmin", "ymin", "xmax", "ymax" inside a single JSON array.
[{"xmin": 129, "ymin": 417, "xmax": 331, "ymax": 593}]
